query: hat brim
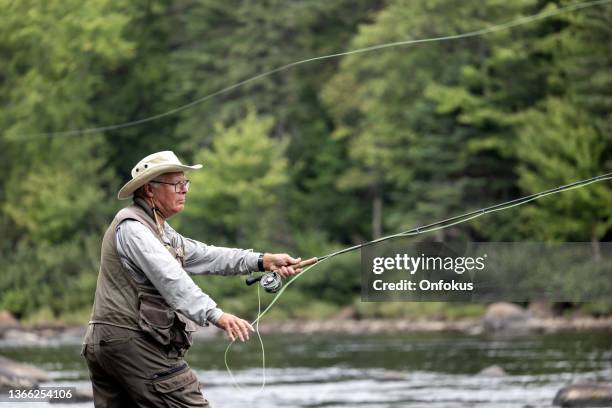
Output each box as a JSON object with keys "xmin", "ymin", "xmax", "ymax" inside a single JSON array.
[{"xmin": 117, "ymin": 163, "xmax": 202, "ymax": 200}]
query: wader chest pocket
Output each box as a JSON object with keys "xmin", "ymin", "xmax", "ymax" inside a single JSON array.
[
  {"xmin": 174, "ymin": 313, "xmax": 198, "ymax": 349},
  {"xmin": 138, "ymin": 292, "xmax": 175, "ymax": 346}
]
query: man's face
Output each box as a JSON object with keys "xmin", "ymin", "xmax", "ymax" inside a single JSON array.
[{"xmin": 148, "ymin": 171, "xmax": 189, "ymax": 218}]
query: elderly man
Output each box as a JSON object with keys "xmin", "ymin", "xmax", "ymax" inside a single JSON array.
[{"xmin": 82, "ymin": 151, "xmax": 302, "ymax": 407}]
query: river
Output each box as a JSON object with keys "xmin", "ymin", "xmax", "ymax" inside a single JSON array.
[{"xmin": 1, "ymin": 330, "xmax": 611, "ymax": 407}]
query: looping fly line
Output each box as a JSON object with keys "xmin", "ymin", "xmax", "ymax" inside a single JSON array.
[{"xmin": 10, "ymin": 0, "xmax": 612, "ymax": 140}]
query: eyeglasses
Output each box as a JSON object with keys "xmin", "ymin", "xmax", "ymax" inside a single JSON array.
[{"xmin": 150, "ymin": 179, "xmax": 191, "ymax": 192}]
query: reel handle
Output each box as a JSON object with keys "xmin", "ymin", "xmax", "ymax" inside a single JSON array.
[{"xmin": 246, "ymin": 274, "xmax": 263, "ymax": 286}]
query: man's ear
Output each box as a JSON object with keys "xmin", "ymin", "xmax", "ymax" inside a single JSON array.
[{"xmin": 143, "ymin": 183, "xmax": 155, "ymax": 198}]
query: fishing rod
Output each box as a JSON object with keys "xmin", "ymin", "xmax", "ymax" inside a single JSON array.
[
  {"xmin": 245, "ymin": 171, "xmax": 612, "ymax": 293},
  {"xmin": 228, "ymin": 170, "xmax": 612, "ymax": 392}
]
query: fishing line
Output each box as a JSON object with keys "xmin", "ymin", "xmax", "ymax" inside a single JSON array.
[
  {"xmin": 224, "ymin": 284, "xmax": 267, "ymax": 393},
  {"xmin": 223, "ymin": 259, "xmax": 327, "ymax": 392},
  {"xmin": 11, "ymin": 0, "xmax": 612, "ymax": 140},
  {"xmin": 224, "ymin": 171, "xmax": 612, "ymax": 390}
]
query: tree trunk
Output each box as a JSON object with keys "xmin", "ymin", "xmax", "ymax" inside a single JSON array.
[
  {"xmin": 372, "ymin": 184, "xmax": 382, "ymax": 239},
  {"xmin": 591, "ymin": 223, "xmax": 601, "ymax": 262}
]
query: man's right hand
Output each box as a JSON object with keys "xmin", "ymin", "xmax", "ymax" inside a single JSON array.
[{"xmin": 214, "ymin": 313, "xmax": 254, "ymax": 342}]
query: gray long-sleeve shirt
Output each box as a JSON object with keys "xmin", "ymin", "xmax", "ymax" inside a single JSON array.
[{"xmin": 115, "ymin": 219, "xmax": 260, "ymax": 326}]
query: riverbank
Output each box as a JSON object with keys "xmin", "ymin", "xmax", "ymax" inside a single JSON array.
[
  {"xmin": 2, "ymin": 303, "xmax": 612, "ymax": 346},
  {"xmin": 256, "ymin": 315, "xmax": 612, "ymax": 335}
]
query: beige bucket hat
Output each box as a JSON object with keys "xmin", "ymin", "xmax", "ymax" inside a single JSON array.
[{"xmin": 117, "ymin": 151, "xmax": 202, "ymax": 200}]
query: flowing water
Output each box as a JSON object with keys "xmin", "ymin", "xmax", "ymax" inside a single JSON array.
[{"xmin": 1, "ymin": 330, "xmax": 611, "ymax": 407}]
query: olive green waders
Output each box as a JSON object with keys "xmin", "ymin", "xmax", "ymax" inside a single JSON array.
[
  {"xmin": 84, "ymin": 201, "xmax": 210, "ymax": 407},
  {"xmin": 82, "ymin": 324, "xmax": 210, "ymax": 407}
]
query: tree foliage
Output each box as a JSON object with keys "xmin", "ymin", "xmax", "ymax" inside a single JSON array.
[
  {"xmin": 177, "ymin": 109, "xmax": 288, "ymax": 249},
  {"xmin": 0, "ymin": 0, "xmax": 610, "ymax": 320}
]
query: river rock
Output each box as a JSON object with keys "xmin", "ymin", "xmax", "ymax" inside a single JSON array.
[
  {"xmin": 0, "ymin": 373, "xmax": 37, "ymax": 393},
  {"xmin": 527, "ymin": 300, "xmax": 555, "ymax": 318},
  {"xmin": 334, "ymin": 306, "xmax": 358, "ymax": 320},
  {"xmin": 553, "ymin": 383, "xmax": 612, "ymax": 407},
  {"xmin": 0, "ymin": 356, "xmax": 48, "ymax": 392},
  {"xmin": 477, "ymin": 365, "xmax": 507, "ymax": 377},
  {"xmin": 2, "ymin": 329, "xmax": 41, "ymax": 343},
  {"xmin": 482, "ymin": 302, "xmax": 531, "ymax": 333},
  {"xmin": 0, "ymin": 310, "xmax": 20, "ymax": 331}
]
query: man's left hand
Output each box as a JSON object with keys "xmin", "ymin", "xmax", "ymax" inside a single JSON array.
[{"xmin": 263, "ymin": 253, "xmax": 302, "ymax": 278}]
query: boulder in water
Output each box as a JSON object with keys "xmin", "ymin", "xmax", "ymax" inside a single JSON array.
[
  {"xmin": 0, "ymin": 311, "xmax": 19, "ymax": 331},
  {"xmin": 477, "ymin": 365, "xmax": 507, "ymax": 377},
  {"xmin": 0, "ymin": 356, "xmax": 49, "ymax": 392},
  {"xmin": 553, "ymin": 383, "xmax": 612, "ymax": 407},
  {"xmin": 483, "ymin": 302, "xmax": 531, "ymax": 333},
  {"xmin": 2, "ymin": 329, "xmax": 40, "ymax": 343}
]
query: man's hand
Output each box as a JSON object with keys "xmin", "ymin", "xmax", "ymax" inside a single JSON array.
[
  {"xmin": 263, "ymin": 253, "xmax": 302, "ymax": 278},
  {"xmin": 215, "ymin": 313, "xmax": 254, "ymax": 342}
]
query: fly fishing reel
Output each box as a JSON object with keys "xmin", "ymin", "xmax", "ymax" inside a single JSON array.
[
  {"xmin": 244, "ymin": 257, "xmax": 318, "ymax": 293},
  {"xmin": 245, "ymin": 272, "xmax": 283, "ymax": 293}
]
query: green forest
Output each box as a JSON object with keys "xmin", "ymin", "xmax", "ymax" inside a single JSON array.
[{"xmin": 1, "ymin": 0, "xmax": 611, "ymax": 324}]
